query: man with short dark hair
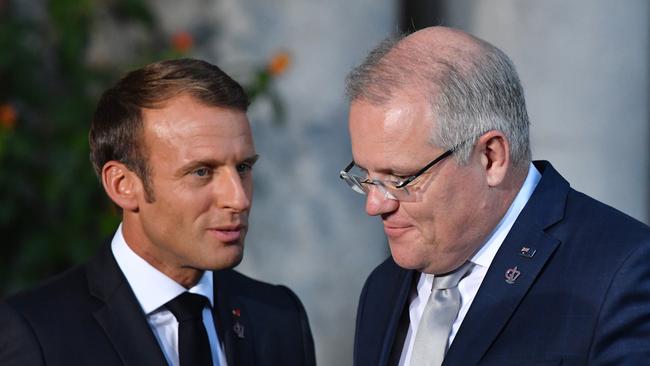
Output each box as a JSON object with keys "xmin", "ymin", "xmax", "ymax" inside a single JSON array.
[
  {"xmin": 341, "ymin": 27, "xmax": 650, "ymax": 365},
  {"xmin": 0, "ymin": 58, "xmax": 316, "ymax": 366}
]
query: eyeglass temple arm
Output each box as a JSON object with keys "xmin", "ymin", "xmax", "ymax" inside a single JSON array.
[
  {"xmin": 339, "ymin": 161, "xmax": 356, "ymax": 179},
  {"xmin": 395, "ymin": 149, "xmax": 454, "ymax": 189}
]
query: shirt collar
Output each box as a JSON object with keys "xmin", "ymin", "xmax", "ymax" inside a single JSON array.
[
  {"xmin": 470, "ymin": 163, "xmax": 542, "ymax": 268},
  {"xmin": 111, "ymin": 224, "xmax": 214, "ymax": 314}
]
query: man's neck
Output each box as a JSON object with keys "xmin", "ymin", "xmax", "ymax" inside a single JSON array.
[{"xmin": 121, "ymin": 217, "xmax": 204, "ymax": 288}]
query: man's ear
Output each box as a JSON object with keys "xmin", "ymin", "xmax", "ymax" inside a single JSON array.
[
  {"xmin": 477, "ymin": 130, "xmax": 510, "ymax": 187},
  {"xmin": 101, "ymin": 161, "xmax": 141, "ymax": 212}
]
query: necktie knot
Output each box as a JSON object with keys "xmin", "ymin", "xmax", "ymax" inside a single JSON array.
[
  {"xmin": 165, "ymin": 292, "xmax": 214, "ymax": 366},
  {"xmin": 166, "ymin": 292, "xmax": 208, "ymax": 322},
  {"xmin": 432, "ymin": 261, "xmax": 474, "ymax": 290},
  {"xmin": 410, "ymin": 261, "xmax": 475, "ymax": 366}
]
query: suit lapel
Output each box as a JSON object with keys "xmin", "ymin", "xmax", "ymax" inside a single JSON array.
[
  {"xmin": 86, "ymin": 243, "xmax": 168, "ymax": 366},
  {"xmin": 444, "ymin": 161, "xmax": 568, "ymax": 365},
  {"xmin": 213, "ymin": 270, "xmax": 255, "ymax": 366},
  {"xmin": 445, "ymin": 230, "xmax": 560, "ymax": 365},
  {"xmin": 378, "ymin": 266, "xmax": 414, "ymax": 366}
]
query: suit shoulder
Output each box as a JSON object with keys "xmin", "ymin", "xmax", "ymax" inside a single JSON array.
[
  {"xmin": 0, "ymin": 302, "xmax": 46, "ymax": 365},
  {"xmin": 4, "ymin": 264, "xmax": 92, "ymax": 316},
  {"xmin": 0, "ymin": 263, "xmax": 97, "ymax": 363},
  {"xmin": 216, "ymin": 270, "xmax": 316, "ymax": 364},
  {"xmin": 215, "ymin": 268, "xmax": 285, "ymax": 292},
  {"xmin": 214, "ymin": 269, "xmax": 303, "ymax": 308},
  {"xmin": 564, "ymin": 188, "xmax": 650, "ymax": 244}
]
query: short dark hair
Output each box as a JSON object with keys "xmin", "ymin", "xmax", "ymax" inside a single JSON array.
[{"xmin": 89, "ymin": 58, "xmax": 249, "ymax": 201}]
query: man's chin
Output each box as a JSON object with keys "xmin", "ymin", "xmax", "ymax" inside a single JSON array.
[
  {"xmin": 202, "ymin": 245, "xmax": 244, "ymax": 271},
  {"xmin": 388, "ymin": 244, "xmax": 426, "ymax": 271}
]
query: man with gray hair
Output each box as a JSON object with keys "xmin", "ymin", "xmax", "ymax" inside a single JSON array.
[{"xmin": 340, "ymin": 26, "xmax": 650, "ymax": 365}]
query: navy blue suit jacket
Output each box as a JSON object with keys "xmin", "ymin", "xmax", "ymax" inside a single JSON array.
[
  {"xmin": 0, "ymin": 243, "xmax": 316, "ymax": 366},
  {"xmin": 354, "ymin": 161, "xmax": 650, "ymax": 366}
]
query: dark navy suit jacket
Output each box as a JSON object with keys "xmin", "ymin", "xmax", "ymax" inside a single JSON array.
[
  {"xmin": 0, "ymin": 243, "xmax": 316, "ymax": 366},
  {"xmin": 354, "ymin": 161, "xmax": 650, "ymax": 366}
]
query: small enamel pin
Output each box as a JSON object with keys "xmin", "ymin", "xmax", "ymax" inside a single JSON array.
[
  {"xmin": 233, "ymin": 321, "xmax": 245, "ymax": 339},
  {"xmin": 231, "ymin": 308, "xmax": 244, "ymax": 338},
  {"xmin": 505, "ymin": 266, "xmax": 521, "ymax": 284},
  {"xmin": 519, "ymin": 246, "xmax": 536, "ymax": 258}
]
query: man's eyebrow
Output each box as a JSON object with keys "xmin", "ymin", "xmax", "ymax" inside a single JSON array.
[
  {"xmin": 353, "ymin": 161, "xmax": 391, "ymax": 174},
  {"xmin": 360, "ymin": 163, "xmax": 412, "ymax": 176},
  {"xmin": 176, "ymin": 160, "xmax": 218, "ymax": 176},
  {"xmin": 242, "ymin": 154, "xmax": 260, "ymax": 165},
  {"xmin": 177, "ymin": 154, "xmax": 260, "ymax": 175}
]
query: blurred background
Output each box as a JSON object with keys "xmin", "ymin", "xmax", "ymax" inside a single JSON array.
[{"xmin": 1, "ymin": 0, "xmax": 648, "ymax": 364}]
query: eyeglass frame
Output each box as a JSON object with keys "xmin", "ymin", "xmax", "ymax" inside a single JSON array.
[{"xmin": 339, "ymin": 146, "xmax": 455, "ymax": 196}]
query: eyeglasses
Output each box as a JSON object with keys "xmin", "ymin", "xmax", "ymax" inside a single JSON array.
[{"xmin": 339, "ymin": 148, "xmax": 454, "ymax": 202}]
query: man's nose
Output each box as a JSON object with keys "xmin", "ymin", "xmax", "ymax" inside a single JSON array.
[
  {"xmin": 215, "ymin": 169, "xmax": 251, "ymax": 212},
  {"xmin": 365, "ymin": 185, "xmax": 398, "ymax": 216}
]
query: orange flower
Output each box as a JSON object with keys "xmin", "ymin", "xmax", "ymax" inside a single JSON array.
[
  {"xmin": 267, "ymin": 51, "xmax": 291, "ymax": 76},
  {"xmin": 171, "ymin": 32, "xmax": 193, "ymax": 54},
  {"xmin": 0, "ymin": 103, "xmax": 16, "ymax": 129}
]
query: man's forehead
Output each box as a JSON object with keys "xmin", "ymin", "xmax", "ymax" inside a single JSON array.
[
  {"xmin": 142, "ymin": 97, "xmax": 250, "ymax": 137},
  {"xmin": 139, "ymin": 98, "xmax": 254, "ymax": 160},
  {"xmin": 349, "ymin": 94, "xmax": 443, "ymax": 170},
  {"xmin": 350, "ymin": 93, "xmax": 435, "ymax": 141}
]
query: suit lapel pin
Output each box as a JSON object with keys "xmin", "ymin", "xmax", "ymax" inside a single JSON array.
[
  {"xmin": 505, "ymin": 266, "xmax": 521, "ymax": 284},
  {"xmin": 233, "ymin": 321, "xmax": 245, "ymax": 339},
  {"xmin": 231, "ymin": 307, "xmax": 245, "ymax": 338},
  {"xmin": 519, "ymin": 246, "xmax": 536, "ymax": 258}
]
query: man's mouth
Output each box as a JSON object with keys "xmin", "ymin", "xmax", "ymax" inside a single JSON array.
[
  {"xmin": 208, "ymin": 224, "xmax": 245, "ymax": 242},
  {"xmin": 383, "ymin": 223, "xmax": 413, "ymax": 238}
]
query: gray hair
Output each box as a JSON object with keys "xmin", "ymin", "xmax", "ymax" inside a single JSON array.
[{"xmin": 346, "ymin": 33, "xmax": 531, "ymax": 167}]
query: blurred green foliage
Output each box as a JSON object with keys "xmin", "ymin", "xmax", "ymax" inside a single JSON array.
[{"xmin": 0, "ymin": 0, "xmax": 287, "ymax": 296}]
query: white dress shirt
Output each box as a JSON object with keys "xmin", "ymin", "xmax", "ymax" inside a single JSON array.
[
  {"xmin": 111, "ymin": 225, "xmax": 228, "ymax": 366},
  {"xmin": 398, "ymin": 163, "xmax": 541, "ymax": 366}
]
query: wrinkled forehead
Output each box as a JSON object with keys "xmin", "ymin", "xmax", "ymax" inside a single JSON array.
[
  {"xmin": 348, "ymin": 93, "xmax": 439, "ymax": 168},
  {"xmin": 350, "ymin": 91, "xmax": 434, "ymax": 131}
]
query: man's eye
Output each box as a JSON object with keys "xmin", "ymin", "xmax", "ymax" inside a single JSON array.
[
  {"xmin": 388, "ymin": 177, "xmax": 406, "ymax": 188},
  {"xmin": 236, "ymin": 163, "xmax": 253, "ymax": 174},
  {"xmin": 355, "ymin": 169, "xmax": 370, "ymax": 181},
  {"xmin": 193, "ymin": 168, "xmax": 211, "ymax": 177}
]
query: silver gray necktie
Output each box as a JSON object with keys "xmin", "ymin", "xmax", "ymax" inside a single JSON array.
[{"xmin": 410, "ymin": 261, "xmax": 474, "ymax": 366}]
